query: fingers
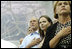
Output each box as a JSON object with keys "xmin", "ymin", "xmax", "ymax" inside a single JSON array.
[
  {"xmin": 65, "ymin": 26, "xmax": 71, "ymax": 32},
  {"xmin": 66, "ymin": 26, "xmax": 71, "ymax": 29}
]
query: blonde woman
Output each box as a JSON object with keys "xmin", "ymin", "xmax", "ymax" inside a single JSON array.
[{"xmin": 42, "ymin": 1, "xmax": 71, "ymax": 48}]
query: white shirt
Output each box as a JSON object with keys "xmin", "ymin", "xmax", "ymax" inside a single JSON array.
[{"xmin": 19, "ymin": 30, "xmax": 41, "ymax": 48}]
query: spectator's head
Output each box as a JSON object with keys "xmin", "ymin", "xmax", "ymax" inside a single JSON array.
[
  {"xmin": 30, "ymin": 17, "xmax": 39, "ymax": 31},
  {"xmin": 38, "ymin": 15, "xmax": 53, "ymax": 38},
  {"xmin": 54, "ymin": 1, "xmax": 71, "ymax": 19}
]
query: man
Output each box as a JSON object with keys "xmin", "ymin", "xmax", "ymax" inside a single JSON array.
[{"xmin": 19, "ymin": 17, "xmax": 41, "ymax": 48}]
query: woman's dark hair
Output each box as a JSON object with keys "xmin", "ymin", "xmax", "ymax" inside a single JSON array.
[{"xmin": 38, "ymin": 15, "xmax": 53, "ymax": 39}]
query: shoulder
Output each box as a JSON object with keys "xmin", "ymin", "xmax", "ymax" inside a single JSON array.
[
  {"xmin": 46, "ymin": 22, "xmax": 59, "ymax": 36},
  {"xmin": 47, "ymin": 22, "xmax": 58, "ymax": 32},
  {"xmin": 24, "ymin": 33, "xmax": 31, "ymax": 39},
  {"xmin": 53, "ymin": 22, "xmax": 58, "ymax": 26},
  {"xmin": 52, "ymin": 22, "xmax": 59, "ymax": 30},
  {"xmin": 34, "ymin": 31, "xmax": 40, "ymax": 35}
]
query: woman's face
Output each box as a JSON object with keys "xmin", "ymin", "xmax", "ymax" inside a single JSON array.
[
  {"xmin": 55, "ymin": 1, "xmax": 71, "ymax": 15},
  {"xmin": 39, "ymin": 17, "xmax": 51, "ymax": 31}
]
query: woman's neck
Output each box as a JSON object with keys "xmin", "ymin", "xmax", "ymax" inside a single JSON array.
[
  {"xmin": 44, "ymin": 31, "xmax": 46, "ymax": 36},
  {"xmin": 58, "ymin": 14, "xmax": 71, "ymax": 24}
]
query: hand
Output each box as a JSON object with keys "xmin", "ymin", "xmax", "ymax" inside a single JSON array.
[
  {"xmin": 20, "ymin": 38, "xmax": 23, "ymax": 44},
  {"xmin": 38, "ymin": 37, "xmax": 45, "ymax": 48},
  {"xmin": 32, "ymin": 38, "xmax": 41, "ymax": 44},
  {"xmin": 25, "ymin": 38, "xmax": 41, "ymax": 48},
  {"xmin": 56, "ymin": 26, "xmax": 71, "ymax": 38}
]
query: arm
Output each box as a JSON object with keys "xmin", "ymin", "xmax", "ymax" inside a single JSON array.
[
  {"xmin": 49, "ymin": 26, "xmax": 71, "ymax": 48},
  {"xmin": 25, "ymin": 38, "xmax": 41, "ymax": 48},
  {"xmin": 49, "ymin": 33, "xmax": 61, "ymax": 48}
]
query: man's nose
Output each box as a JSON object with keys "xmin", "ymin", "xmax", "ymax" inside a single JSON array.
[{"xmin": 32, "ymin": 22, "xmax": 34, "ymax": 24}]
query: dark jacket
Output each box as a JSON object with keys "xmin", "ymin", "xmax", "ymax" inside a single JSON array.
[{"xmin": 42, "ymin": 23, "xmax": 57, "ymax": 48}]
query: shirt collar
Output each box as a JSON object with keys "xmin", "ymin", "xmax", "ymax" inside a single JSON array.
[{"xmin": 30, "ymin": 30, "xmax": 39, "ymax": 36}]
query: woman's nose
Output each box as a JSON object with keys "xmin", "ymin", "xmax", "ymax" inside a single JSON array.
[
  {"xmin": 41, "ymin": 23, "xmax": 43, "ymax": 26},
  {"xmin": 61, "ymin": 4, "xmax": 65, "ymax": 7}
]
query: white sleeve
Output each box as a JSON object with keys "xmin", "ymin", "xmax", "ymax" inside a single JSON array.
[{"xmin": 34, "ymin": 34, "xmax": 40, "ymax": 39}]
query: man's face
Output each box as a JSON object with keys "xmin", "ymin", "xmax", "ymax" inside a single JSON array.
[{"xmin": 30, "ymin": 17, "xmax": 38, "ymax": 29}]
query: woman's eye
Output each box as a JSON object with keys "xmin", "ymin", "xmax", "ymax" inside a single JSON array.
[
  {"xmin": 64, "ymin": 2, "xmax": 68, "ymax": 5},
  {"xmin": 39, "ymin": 22, "xmax": 41, "ymax": 24},
  {"xmin": 58, "ymin": 3, "xmax": 62, "ymax": 6},
  {"xmin": 43, "ymin": 21, "xmax": 46, "ymax": 23}
]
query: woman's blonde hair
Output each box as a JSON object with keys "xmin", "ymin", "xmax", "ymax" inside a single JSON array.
[{"xmin": 54, "ymin": 1, "xmax": 71, "ymax": 19}]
